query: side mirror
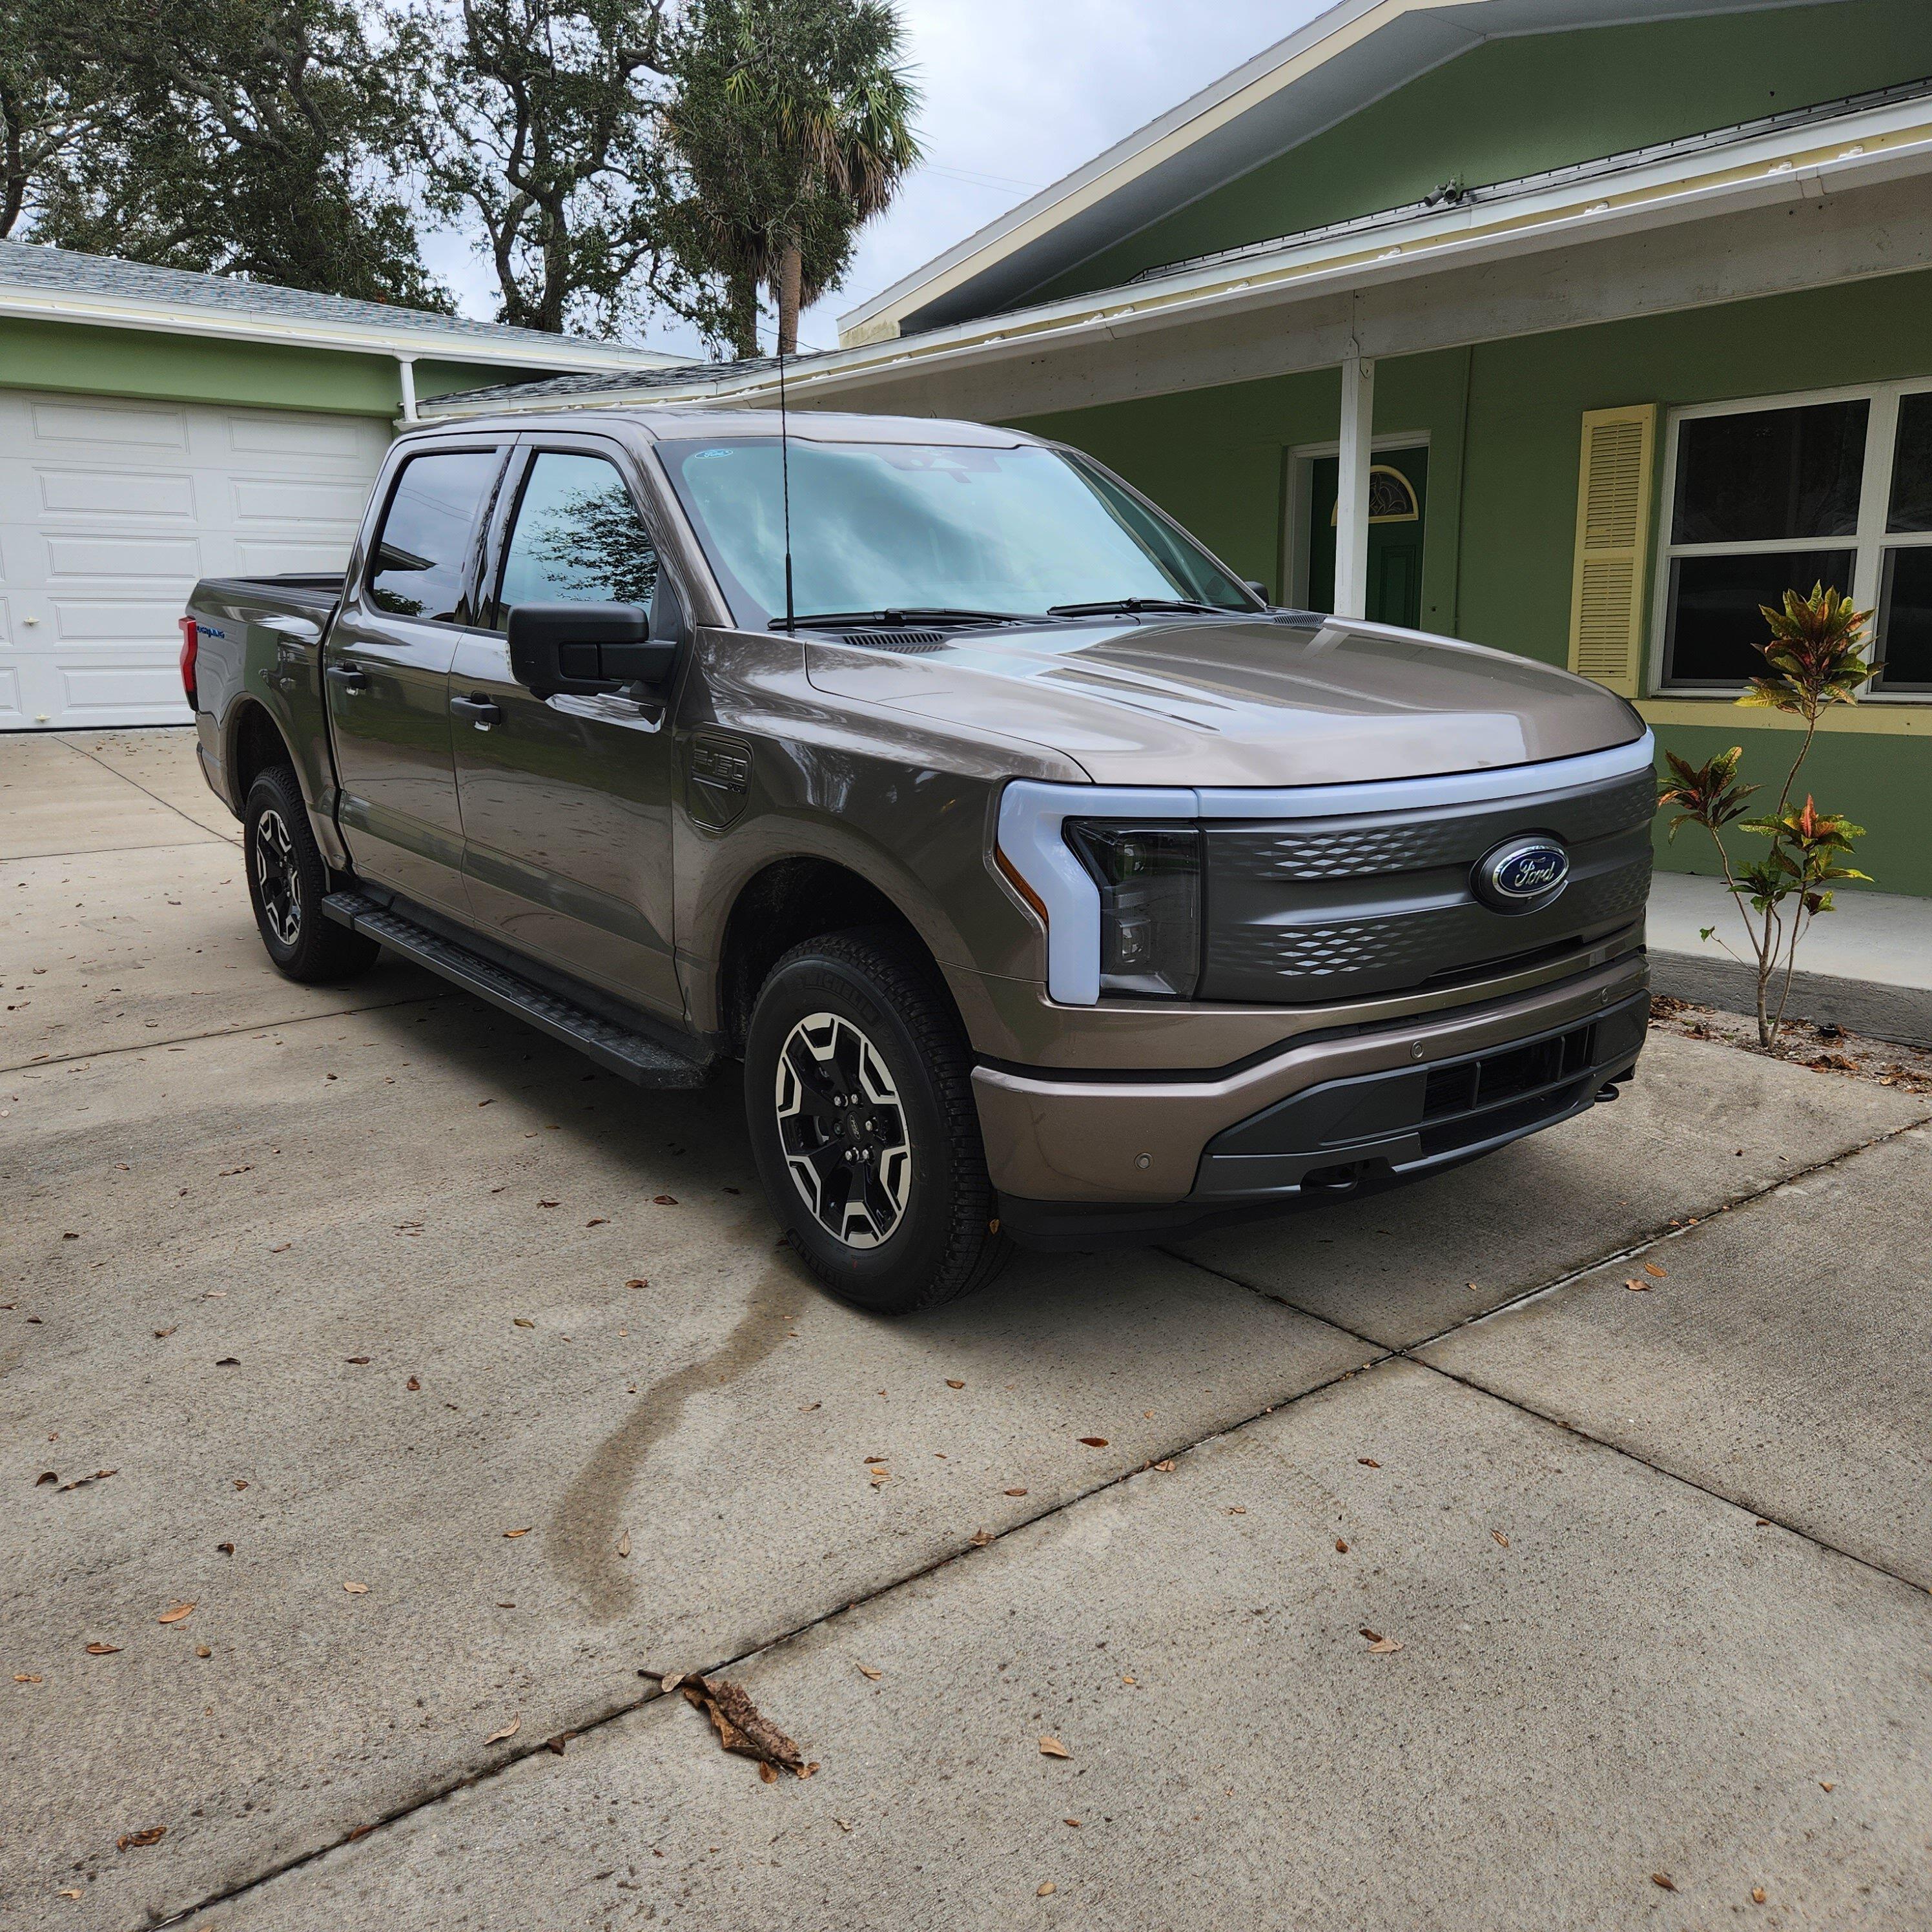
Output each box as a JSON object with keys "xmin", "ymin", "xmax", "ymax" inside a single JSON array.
[{"xmin": 507, "ymin": 601, "xmax": 677, "ymax": 699}]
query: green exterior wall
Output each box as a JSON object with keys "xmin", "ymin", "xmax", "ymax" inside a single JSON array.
[
  {"xmin": 1014, "ymin": 270, "xmax": 1932, "ymax": 896},
  {"xmin": 1031, "ymin": 0, "xmax": 1932, "ymax": 305},
  {"xmin": 0, "ymin": 314, "xmax": 537, "ymax": 416}
]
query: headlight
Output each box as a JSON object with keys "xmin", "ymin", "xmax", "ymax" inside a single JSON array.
[{"xmin": 1065, "ymin": 821, "xmax": 1202, "ymax": 999}]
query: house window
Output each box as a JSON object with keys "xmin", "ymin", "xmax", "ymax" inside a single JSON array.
[{"xmin": 1655, "ymin": 381, "xmax": 1932, "ymax": 695}]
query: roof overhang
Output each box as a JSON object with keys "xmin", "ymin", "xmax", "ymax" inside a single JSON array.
[
  {"xmin": 0, "ymin": 284, "xmax": 683, "ymax": 375},
  {"xmin": 422, "ymin": 84, "xmax": 1932, "ymax": 423},
  {"xmin": 837, "ymin": 0, "xmax": 1831, "ymax": 345}
]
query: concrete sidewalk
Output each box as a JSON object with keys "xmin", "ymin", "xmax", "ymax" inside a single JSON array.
[{"xmin": 1648, "ymin": 870, "xmax": 1932, "ymax": 1045}]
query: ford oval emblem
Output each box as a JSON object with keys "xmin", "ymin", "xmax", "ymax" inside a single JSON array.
[{"xmin": 1473, "ymin": 835, "xmax": 1570, "ymax": 912}]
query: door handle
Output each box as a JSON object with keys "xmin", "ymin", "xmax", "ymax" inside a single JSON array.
[
  {"xmin": 451, "ymin": 693, "xmax": 503, "ymax": 730},
  {"xmin": 327, "ymin": 664, "xmax": 370, "ymax": 694}
]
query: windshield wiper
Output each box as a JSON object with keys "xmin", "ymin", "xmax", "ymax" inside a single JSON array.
[
  {"xmin": 1047, "ymin": 597, "xmax": 1243, "ymax": 618},
  {"xmin": 774, "ymin": 608, "xmax": 1025, "ymax": 631}
]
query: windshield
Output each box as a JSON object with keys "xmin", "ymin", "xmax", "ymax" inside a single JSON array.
[{"xmin": 653, "ymin": 437, "xmax": 1257, "ymax": 628}]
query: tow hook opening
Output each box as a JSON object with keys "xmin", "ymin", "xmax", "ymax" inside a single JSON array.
[{"xmin": 1301, "ymin": 1162, "xmax": 1362, "ymax": 1195}]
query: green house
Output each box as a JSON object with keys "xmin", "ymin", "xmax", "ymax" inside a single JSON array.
[
  {"xmin": 0, "ymin": 240, "xmax": 680, "ymax": 730},
  {"xmin": 437, "ymin": 0, "xmax": 1932, "ymax": 898}
]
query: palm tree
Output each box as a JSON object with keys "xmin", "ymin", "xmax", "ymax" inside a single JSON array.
[{"xmin": 667, "ymin": 0, "xmax": 920, "ymax": 358}]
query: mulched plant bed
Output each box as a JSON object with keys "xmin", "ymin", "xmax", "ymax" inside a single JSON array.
[{"xmin": 1650, "ymin": 994, "xmax": 1932, "ymax": 1098}]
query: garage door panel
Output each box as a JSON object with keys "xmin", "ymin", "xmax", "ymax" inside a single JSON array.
[
  {"xmin": 42, "ymin": 533, "xmax": 205, "ymax": 581},
  {"xmin": 232, "ymin": 476, "xmax": 373, "ymax": 524},
  {"xmin": 226, "ymin": 412, "xmax": 380, "ymax": 461},
  {"xmin": 30, "ymin": 399, "xmax": 190, "ymax": 449},
  {"xmin": 1, "ymin": 390, "xmax": 391, "ymax": 728},
  {"xmin": 37, "ymin": 468, "xmax": 198, "ymax": 520}
]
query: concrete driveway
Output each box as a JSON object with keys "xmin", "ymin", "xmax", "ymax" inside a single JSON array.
[{"xmin": 6, "ymin": 729, "xmax": 1931, "ymax": 1932}]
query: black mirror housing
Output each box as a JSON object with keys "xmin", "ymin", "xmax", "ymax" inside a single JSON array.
[{"xmin": 508, "ymin": 601, "xmax": 677, "ymax": 698}]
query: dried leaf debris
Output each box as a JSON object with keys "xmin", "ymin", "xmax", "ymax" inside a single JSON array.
[{"xmin": 672, "ymin": 1672, "xmax": 815, "ymax": 1779}]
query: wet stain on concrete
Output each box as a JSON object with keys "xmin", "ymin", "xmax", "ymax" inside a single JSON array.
[{"xmin": 550, "ymin": 1264, "xmax": 796, "ymax": 1619}]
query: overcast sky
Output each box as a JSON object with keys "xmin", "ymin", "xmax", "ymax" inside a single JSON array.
[{"xmin": 420, "ymin": 0, "xmax": 1333, "ymax": 358}]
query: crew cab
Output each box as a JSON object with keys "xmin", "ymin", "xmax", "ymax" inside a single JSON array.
[{"xmin": 183, "ymin": 409, "xmax": 1654, "ymax": 1313}]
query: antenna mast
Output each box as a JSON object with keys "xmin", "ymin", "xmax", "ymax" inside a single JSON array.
[{"xmin": 778, "ymin": 347, "xmax": 796, "ymax": 633}]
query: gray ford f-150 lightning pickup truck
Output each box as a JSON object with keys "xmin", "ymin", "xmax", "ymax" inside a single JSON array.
[{"xmin": 183, "ymin": 408, "xmax": 1654, "ymax": 1314}]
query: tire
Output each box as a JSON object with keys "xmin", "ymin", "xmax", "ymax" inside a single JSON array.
[
  {"xmin": 242, "ymin": 766, "xmax": 379, "ymax": 984},
  {"xmin": 745, "ymin": 927, "xmax": 1012, "ymax": 1315}
]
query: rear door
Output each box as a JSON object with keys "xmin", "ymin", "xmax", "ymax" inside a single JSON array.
[
  {"xmin": 325, "ymin": 442, "xmax": 507, "ymax": 915},
  {"xmin": 449, "ymin": 433, "xmax": 684, "ymax": 1019}
]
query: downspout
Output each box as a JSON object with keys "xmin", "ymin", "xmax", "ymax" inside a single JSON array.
[{"xmin": 396, "ymin": 353, "xmax": 420, "ymax": 424}]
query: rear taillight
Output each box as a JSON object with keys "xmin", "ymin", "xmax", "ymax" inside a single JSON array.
[{"xmin": 178, "ymin": 617, "xmax": 198, "ymax": 710}]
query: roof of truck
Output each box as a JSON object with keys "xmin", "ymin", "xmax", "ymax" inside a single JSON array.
[{"xmin": 400, "ymin": 406, "xmax": 1040, "ymax": 446}]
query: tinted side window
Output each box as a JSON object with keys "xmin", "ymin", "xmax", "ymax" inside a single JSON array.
[
  {"xmin": 367, "ymin": 450, "xmax": 500, "ymax": 622},
  {"xmin": 498, "ymin": 452, "xmax": 659, "ymax": 612}
]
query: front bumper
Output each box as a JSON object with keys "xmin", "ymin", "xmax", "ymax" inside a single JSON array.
[{"xmin": 973, "ymin": 952, "xmax": 1648, "ymax": 1236}]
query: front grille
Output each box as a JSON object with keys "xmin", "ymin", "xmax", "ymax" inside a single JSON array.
[
  {"xmin": 1200, "ymin": 766, "xmax": 1653, "ymax": 1004},
  {"xmin": 1418, "ymin": 1020, "xmax": 1602, "ymax": 1158}
]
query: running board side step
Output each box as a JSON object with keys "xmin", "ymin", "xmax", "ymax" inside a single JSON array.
[{"xmin": 322, "ymin": 891, "xmax": 712, "ymax": 1089}]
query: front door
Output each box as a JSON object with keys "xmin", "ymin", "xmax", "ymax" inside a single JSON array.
[
  {"xmin": 449, "ymin": 440, "xmax": 683, "ymax": 1020},
  {"xmin": 1306, "ymin": 445, "xmax": 1429, "ymax": 628},
  {"xmin": 325, "ymin": 445, "xmax": 504, "ymax": 915}
]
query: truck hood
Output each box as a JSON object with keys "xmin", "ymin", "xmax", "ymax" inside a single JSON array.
[{"xmin": 803, "ymin": 614, "xmax": 1644, "ymax": 788}]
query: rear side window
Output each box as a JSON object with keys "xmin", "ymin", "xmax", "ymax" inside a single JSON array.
[
  {"xmin": 498, "ymin": 451, "xmax": 659, "ymax": 611},
  {"xmin": 367, "ymin": 449, "xmax": 500, "ymax": 622}
]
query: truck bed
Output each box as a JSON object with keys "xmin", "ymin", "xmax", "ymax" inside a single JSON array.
[{"xmin": 192, "ymin": 571, "xmax": 345, "ymax": 615}]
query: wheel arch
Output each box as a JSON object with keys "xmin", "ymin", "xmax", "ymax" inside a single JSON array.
[{"xmin": 224, "ymin": 697, "xmax": 297, "ymax": 808}]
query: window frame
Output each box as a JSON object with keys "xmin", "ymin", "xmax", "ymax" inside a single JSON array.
[
  {"xmin": 1650, "ymin": 377, "xmax": 1932, "ymax": 700},
  {"xmin": 482, "ymin": 435, "xmax": 666, "ymax": 633},
  {"xmin": 358, "ymin": 441, "xmax": 508, "ymax": 630}
]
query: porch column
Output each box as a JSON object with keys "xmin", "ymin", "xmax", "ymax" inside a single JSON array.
[
  {"xmin": 396, "ymin": 353, "xmax": 420, "ymax": 424},
  {"xmin": 1334, "ymin": 351, "xmax": 1375, "ymax": 620}
]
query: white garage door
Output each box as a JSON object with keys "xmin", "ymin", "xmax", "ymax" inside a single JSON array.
[{"xmin": 0, "ymin": 389, "xmax": 391, "ymax": 729}]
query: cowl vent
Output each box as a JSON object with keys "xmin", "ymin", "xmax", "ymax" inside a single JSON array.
[{"xmin": 837, "ymin": 630, "xmax": 950, "ymax": 652}]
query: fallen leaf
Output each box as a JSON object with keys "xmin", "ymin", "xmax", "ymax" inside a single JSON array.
[
  {"xmin": 1643, "ymin": 1262, "xmax": 1667, "ymax": 1279},
  {"xmin": 1151, "ymin": 1459, "xmax": 1175, "ymax": 1473},
  {"xmin": 1623, "ymin": 1278, "xmax": 1650, "ymax": 1292},
  {"xmin": 945, "ymin": 1379, "xmax": 965, "ymax": 1389},
  {"xmin": 503, "ymin": 1527, "xmax": 531, "ymax": 1539},
  {"xmin": 344, "ymin": 1355, "xmax": 371, "ymax": 1366},
  {"xmin": 483, "ymin": 1717, "xmax": 520, "ymax": 1746},
  {"xmin": 406, "ymin": 1376, "xmax": 421, "ymax": 1392},
  {"xmin": 1335, "ymin": 1539, "xmax": 1350, "ymax": 1554},
  {"xmin": 153, "ymin": 1328, "xmax": 175, "ymax": 1339},
  {"xmin": 855, "ymin": 1664, "xmax": 881, "ymax": 1680},
  {"xmin": 626, "ymin": 1279, "xmax": 648, "ymax": 1290},
  {"xmin": 537, "ymin": 1198, "xmax": 560, "ymax": 1208},
  {"xmin": 511, "ymin": 1317, "xmax": 535, "ymax": 1329},
  {"xmin": 1038, "ymin": 1735, "xmax": 1071, "ymax": 1758},
  {"xmin": 1077, "ymin": 1437, "xmax": 1108, "ymax": 1448},
  {"xmin": 653, "ymin": 1195, "xmax": 679, "ymax": 1206},
  {"xmin": 14, "ymin": 1673, "xmax": 43, "ymax": 1683},
  {"xmin": 35, "ymin": 1472, "xmax": 56, "ymax": 1486},
  {"xmin": 1650, "ymin": 1873, "xmax": 1676, "ymax": 1892},
  {"xmin": 680, "ymin": 1672, "xmax": 808, "ymax": 1777},
  {"xmin": 757, "ymin": 1758, "xmax": 777, "ymax": 1782},
  {"xmin": 658, "ymin": 1672, "xmax": 684, "ymax": 1695},
  {"xmin": 1491, "ymin": 1529, "xmax": 1510, "ymax": 1548},
  {"xmin": 84, "ymin": 1642, "xmax": 120, "ymax": 1655},
  {"xmin": 194, "ymin": 1646, "xmax": 211, "ymax": 1660},
  {"xmin": 617, "ymin": 1531, "xmax": 632, "ymax": 1559},
  {"xmin": 545, "ymin": 1732, "xmax": 573, "ymax": 1755},
  {"xmin": 1064, "ymin": 1817, "xmax": 1080, "ymax": 1827},
  {"xmin": 969, "ymin": 1528, "xmax": 993, "ymax": 1547},
  {"xmin": 342, "ymin": 1581, "xmax": 369, "ymax": 1595},
  {"xmin": 1366, "ymin": 1636, "xmax": 1403, "ymax": 1654},
  {"xmin": 586, "ymin": 1218, "xmax": 607, "ymax": 1228},
  {"xmin": 1752, "ymin": 1887, "xmax": 1767, "ymax": 1904},
  {"xmin": 1038, "ymin": 1882, "xmax": 1056, "ymax": 1897},
  {"xmin": 215, "ymin": 1357, "xmax": 240, "ymax": 1367},
  {"xmin": 58, "ymin": 1889, "xmax": 81, "ymax": 1898},
  {"xmin": 834, "ymin": 1818, "xmax": 852, "ymax": 1833},
  {"xmin": 1820, "ymin": 1781, "xmax": 1836, "ymax": 1792},
  {"xmin": 117, "ymin": 1827, "xmax": 166, "ymax": 1851},
  {"xmin": 799, "ymin": 1401, "xmax": 819, "ymax": 1412},
  {"xmin": 158, "ymin": 1603, "xmax": 194, "ymax": 1625},
  {"xmin": 1003, "ymin": 1486, "xmax": 1028, "ymax": 1497},
  {"xmin": 1357, "ymin": 1457, "xmax": 1381, "ymax": 1468}
]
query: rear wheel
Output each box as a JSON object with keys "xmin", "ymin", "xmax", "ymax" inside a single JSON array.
[
  {"xmin": 745, "ymin": 928, "xmax": 1011, "ymax": 1315},
  {"xmin": 243, "ymin": 766, "xmax": 378, "ymax": 983}
]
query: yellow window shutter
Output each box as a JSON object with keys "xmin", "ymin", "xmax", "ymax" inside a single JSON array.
[{"xmin": 1567, "ymin": 404, "xmax": 1658, "ymax": 697}]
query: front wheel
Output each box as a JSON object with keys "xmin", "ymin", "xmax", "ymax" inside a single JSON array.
[
  {"xmin": 745, "ymin": 928, "xmax": 1011, "ymax": 1315},
  {"xmin": 243, "ymin": 766, "xmax": 379, "ymax": 983}
]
